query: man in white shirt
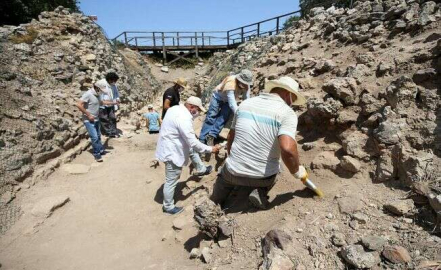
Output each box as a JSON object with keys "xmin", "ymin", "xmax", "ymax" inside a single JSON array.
[
  {"xmin": 156, "ymin": 96, "xmax": 221, "ymax": 215},
  {"xmin": 210, "ymin": 77, "xmax": 309, "ymax": 210}
]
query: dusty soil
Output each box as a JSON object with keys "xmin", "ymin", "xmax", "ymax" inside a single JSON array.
[{"xmin": 0, "ymin": 119, "xmax": 438, "ymax": 270}]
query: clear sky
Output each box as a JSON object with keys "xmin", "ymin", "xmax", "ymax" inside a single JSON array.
[{"xmin": 79, "ymin": 0, "xmax": 300, "ymax": 39}]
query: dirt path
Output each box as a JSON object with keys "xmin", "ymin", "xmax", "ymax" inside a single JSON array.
[{"xmin": 0, "ymin": 123, "xmax": 202, "ymax": 270}]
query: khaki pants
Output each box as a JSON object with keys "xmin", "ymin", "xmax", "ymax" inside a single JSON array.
[{"xmin": 210, "ymin": 165, "xmax": 277, "ymax": 207}]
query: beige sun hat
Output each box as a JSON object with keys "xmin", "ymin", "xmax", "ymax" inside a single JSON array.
[
  {"xmin": 174, "ymin": 77, "xmax": 188, "ymax": 89},
  {"xmin": 186, "ymin": 96, "xmax": 206, "ymax": 112},
  {"xmin": 94, "ymin": 79, "xmax": 110, "ymax": 93},
  {"xmin": 264, "ymin": 76, "xmax": 307, "ymax": 106},
  {"xmin": 147, "ymin": 104, "xmax": 153, "ymax": 109},
  {"xmin": 236, "ymin": 69, "xmax": 253, "ymax": 86}
]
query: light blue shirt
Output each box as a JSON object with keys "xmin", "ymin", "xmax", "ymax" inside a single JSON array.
[{"xmin": 144, "ymin": 112, "xmax": 160, "ymax": 131}]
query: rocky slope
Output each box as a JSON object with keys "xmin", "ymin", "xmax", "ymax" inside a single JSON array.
[
  {"xmin": 186, "ymin": 0, "xmax": 441, "ymax": 269},
  {"xmin": 0, "ymin": 7, "xmax": 160, "ymax": 231}
]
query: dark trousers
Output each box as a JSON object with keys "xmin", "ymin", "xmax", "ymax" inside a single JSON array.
[
  {"xmin": 210, "ymin": 165, "xmax": 278, "ymax": 207},
  {"xmin": 99, "ymin": 107, "xmax": 117, "ymax": 136}
]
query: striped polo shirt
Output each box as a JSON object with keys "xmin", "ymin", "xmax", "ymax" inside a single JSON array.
[{"xmin": 225, "ymin": 93, "xmax": 298, "ymax": 178}]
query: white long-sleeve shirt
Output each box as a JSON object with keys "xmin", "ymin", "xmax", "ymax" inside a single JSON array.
[{"xmin": 156, "ymin": 104, "xmax": 212, "ymax": 167}]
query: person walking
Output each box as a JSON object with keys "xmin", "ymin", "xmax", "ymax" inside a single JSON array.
[
  {"xmin": 199, "ymin": 69, "xmax": 253, "ymax": 147},
  {"xmin": 143, "ymin": 104, "xmax": 161, "ymax": 134},
  {"xmin": 162, "ymin": 78, "xmax": 187, "ymax": 119},
  {"xmin": 98, "ymin": 72, "xmax": 121, "ymax": 138},
  {"xmin": 210, "ymin": 76, "xmax": 308, "ymax": 210},
  {"xmin": 76, "ymin": 80, "xmax": 116, "ymax": 162},
  {"xmin": 156, "ymin": 97, "xmax": 221, "ymax": 215}
]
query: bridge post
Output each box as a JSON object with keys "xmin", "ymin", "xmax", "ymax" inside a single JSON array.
[
  {"xmin": 124, "ymin": 32, "xmax": 128, "ymax": 46},
  {"xmin": 161, "ymin": 32, "xmax": 167, "ymax": 64},
  {"xmin": 135, "ymin": 37, "xmax": 138, "ymax": 48},
  {"xmin": 153, "ymin": 32, "xmax": 156, "ymax": 47},
  {"xmin": 202, "ymin": 32, "xmax": 204, "ymax": 47},
  {"xmin": 194, "ymin": 32, "xmax": 199, "ymax": 59},
  {"xmin": 227, "ymin": 31, "xmax": 230, "ymax": 47},
  {"xmin": 276, "ymin": 17, "xmax": 280, "ymax": 34},
  {"xmin": 241, "ymin": 27, "xmax": 244, "ymax": 43},
  {"xmin": 257, "ymin": 23, "xmax": 260, "ymax": 37},
  {"xmin": 177, "ymin": 32, "xmax": 179, "ymax": 47}
]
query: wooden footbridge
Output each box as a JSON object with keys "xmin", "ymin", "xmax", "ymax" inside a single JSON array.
[{"xmin": 112, "ymin": 10, "xmax": 300, "ymax": 64}]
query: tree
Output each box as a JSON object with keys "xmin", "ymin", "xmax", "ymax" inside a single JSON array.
[
  {"xmin": 283, "ymin": 15, "xmax": 301, "ymax": 30},
  {"xmin": 0, "ymin": 0, "xmax": 80, "ymax": 26}
]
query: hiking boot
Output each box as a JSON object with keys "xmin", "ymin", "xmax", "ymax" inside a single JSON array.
[
  {"xmin": 95, "ymin": 155, "xmax": 103, "ymax": 162},
  {"xmin": 193, "ymin": 165, "xmax": 213, "ymax": 177},
  {"xmin": 205, "ymin": 136, "xmax": 215, "ymax": 161},
  {"xmin": 249, "ymin": 188, "xmax": 269, "ymax": 210},
  {"xmin": 162, "ymin": 206, "xmax": 184, "ymax": 215}
]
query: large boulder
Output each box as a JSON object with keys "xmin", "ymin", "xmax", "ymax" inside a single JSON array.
[
  {"xmin": 384, "ymin": 76, "xmax": 418, "ymax": 111},
  {"xmin": 306, "ymin": 97, "xmax": 343, "ymax": 120},
  {"xmin": 341, "ymin": 130, "xmax": 379, "ymax": 160},
  {"xmin": 323, "ymin": 77, "xmax": 359, "ymax": 105},
  {"xmin": 311, "ymin": 151, "xmax": 340, "ymax": 171},
  {"xmin": 340, "ymin": 245, "xmax": 380, "ymax": 269}
]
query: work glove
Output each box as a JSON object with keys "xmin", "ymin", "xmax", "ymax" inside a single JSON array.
[{"xmin": 293, "ymin": 165, "xmax": 308, "ymax": 179}]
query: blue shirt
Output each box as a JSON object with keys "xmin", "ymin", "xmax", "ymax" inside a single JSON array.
[{"xmin": 144, "ymin": 112, "xmax": 160, "ymax": 131}]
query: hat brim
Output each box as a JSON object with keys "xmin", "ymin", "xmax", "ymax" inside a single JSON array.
[
  {"xmin": 198, "ymin": 106, "xmax": 206, "ymax": 113},
  {"xmin": 264, "ymin": 81, "xmax": 307, "ymax": 106},
  {"xmin": 236, "ymin": 76, "xmax": 253, "ymax": 86},
  {"xmin": 174, "ymin": 81, "xmax": 188, "ymax": 89}
]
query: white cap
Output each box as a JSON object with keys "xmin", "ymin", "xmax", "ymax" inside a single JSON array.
[
  {"xmin": 186, "ymin": 96, "xmax": 206, "ymax": 112},
  {"xmin": 94, "ymin": 79, "xmax": 110, "ymax": 93},
  {"xmin": 147, "ymin": 104, "xmax": 153, "ymax": 109}
]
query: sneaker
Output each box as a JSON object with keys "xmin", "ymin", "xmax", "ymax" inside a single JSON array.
[
  {"xmin": 249, "ymin": 188, "xmax": 269, "ymax": 210},
  {"xmin": 162, "ymin": 206, "xmax": 184, "ymax": 215},
  {"xmin": 193, "ymin": 165, "xmax": 213, "ymax": 177},
  {"xmin": 95, "ymin": 156, "xmax": 103, "ymax": 162},
  {"xmin": 100, "ymin": 150, "xmax": 108, "ymax": 156}
]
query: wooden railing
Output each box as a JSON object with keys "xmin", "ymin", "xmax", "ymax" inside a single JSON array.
[{"xmin": 112, "ymin": 10, "xmax": 301, "ymax": 50}]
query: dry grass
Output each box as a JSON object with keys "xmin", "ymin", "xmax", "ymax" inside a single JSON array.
[{"xmin": 9, "ymin": 27, "xmax": 39, "ymax": 44}]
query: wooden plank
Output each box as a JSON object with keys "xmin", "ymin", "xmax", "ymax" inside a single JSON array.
[
  {"xmin": 124, "ymin": 32, "xmax": 127, "ymax": 46},
  {"xmin": 161, "ymin": 32, "xmax": 167, "ymax": 64},
  {"xmin": 195, "ymin": 32, "xmax": 199, "ymax": 58}
]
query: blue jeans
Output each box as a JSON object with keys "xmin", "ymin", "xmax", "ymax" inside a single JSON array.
[
  {"xmin": 190, "ymin": 148, "xmax": 206, "ymax": 173},
  {"xmin": 84, "ymin": 120, "xmax": 104, "ymax": 158},
  {"xmin": 163, "ymin": 161, "xmax": 183, "ymax": 211},
  {"xmin": 199, "ymin": 95, "xmax": 232, "ymax": 143}
]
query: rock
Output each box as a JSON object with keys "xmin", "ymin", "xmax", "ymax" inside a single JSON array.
[
  {"xmin": 201, "ymin": 247, "xmax": 212, "ymax": 263},
  {"xmin": 384, "ymin": 76, "xmax": 418, "ymax": 110},
  {"xmin": 336, "ymin": 109, "xmax": 359, "ymax": 125},
  {"xmin": 342, "ymin": 130, "xmax": 377, "ymax": 160},
  {"xmin": 0, "ymin": 191, "xmax": 15, "ymax": 204},
  {"xmin": 345, "ymin": 64, "xmax": 372, "ymax": 80},
  {"xmin": 339, "ymin": 155, "xmax": 361, "ymax": 173},
  {"xmin": 376, "ymin": 62, "xmax": 393, "ymax": 77},
  {"xmin": 307, "ymin": 97, "xmax": 343, "ymax": 120},
  {"xmin": 323, "ymin": 77, "xmax": 359, "ymax": 105},
  {"xmin": 412, "ymin": 68, "xmax": 437, "ymax": 84},
  {"xmin": 361, "ymin": 236, "xmax": 387, "ymax": 251},
  {"xmin": 382, "ymin": 245, "xmax": 412, "ymax": 264},
  {"xmin": 384, "ymin": 199, "xmax": 415, "ymax": 216},
  {"xmin": 31, "ymin": 195, "xmax": 70, "ymax": 219},
  {"xmin": 375, "ymin": 152, "xmax": 395, "ymax": 182},
  {"xmin": 338, "ymin": 196, "xmax": 363, "ymax": 214},
  {"xmin": 352, "ymin": 212, "xmax": 369, "ymax": 224},
  {"xmin": 314, "ymin": 59, "xmax": 336, "ymax": 75},
  {"xmin": 341, "ymin": 244, "xmax": 380, "ymax": 269},
  {"xmin": 14, "ymin": 43, "xmax": 32, "ymax": 53},
  {"xmin": 302, "ymin": 142, "xmax": 315, "ymax": 151},
  {"xmin": 331, "ymin": 233, "xmax": 346, "ymax": 247},
  {"xmin": 189, "ymin": 248, "xmax": 201, "ymax": 259},
  {"xmin": 356, "ymin": 53, "xmax": 375, "ymax": 67},
  {"xmin": 311, "ymin": 151, "xmax": 340, "ymax": 171},
  {"xmin": 374, "ymin": 119, "xmax": 405, "ymax": 145},
  {"xmin": 61, "ymin": 164, "xmax": 91, "ymax": 174},
  {"xmin": 194, "ymin": 198, "xmax": 223, "ymax": 238},
  {"xmin": 428, "ymin": 193, "xmax": 441, "ymax": 216},
  {"xmin": 161, "ymin": 66, "xmax": 169, "ymax": 73},
  {"xmin": 261, "ymin": 229, "xmax": 294, "ymax": 270},
  {"xmin": 85, "ymin": 54, "xmax": 96, "ymax": 61}
]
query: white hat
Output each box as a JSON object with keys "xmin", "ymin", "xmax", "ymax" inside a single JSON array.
[
  {"xmin": 264, "ymin": 76, "xmax": 307, "ymax": 106},
  {"xmin": 186, "ymin": 96, "xmax": 206, "ymax": 112},
  {"xmin": 94, "ymin": 79, "xmax": 110, "ymax": 93},
  {"xmin": 147, "ymin": 104, "xmax": 153, "ymax": 109}
]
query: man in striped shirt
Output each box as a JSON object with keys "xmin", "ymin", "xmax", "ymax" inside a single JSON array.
[{"xmin": 210, "ymin": 77, "xmax": 309, "ymax": 210}]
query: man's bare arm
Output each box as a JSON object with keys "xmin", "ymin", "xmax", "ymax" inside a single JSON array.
[
  {"xmin": 279, "ymin": 135, "xmax": 300, "ymax": 175},
  {"xmin": 76, "ymin": 100, "xmax": 94, "ymax": 122},
  {"xmin": 226, "ymin": 129, "xmax": 235, "ymax": 155}
]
